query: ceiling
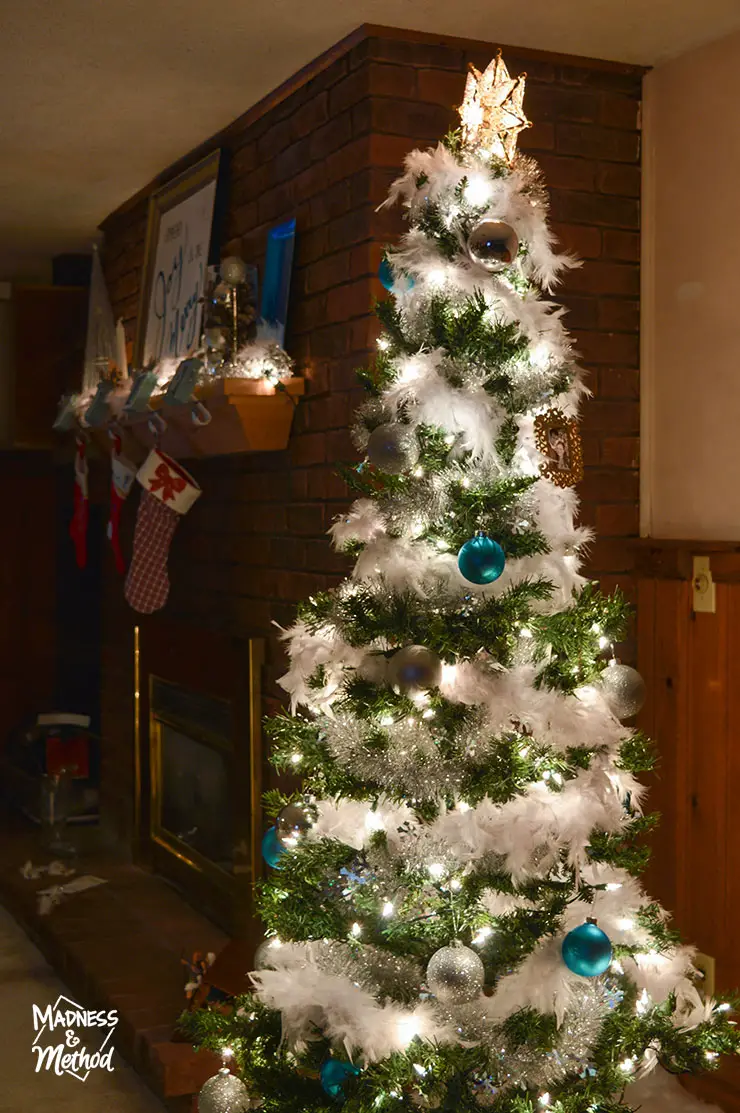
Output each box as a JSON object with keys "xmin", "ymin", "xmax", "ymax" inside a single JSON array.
[{"xmin": 2, "ymin": 0, "xmax": 739, "ymax": 280}]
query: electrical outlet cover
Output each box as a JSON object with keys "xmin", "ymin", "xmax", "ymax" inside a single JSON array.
[
  {"xmin": 694, "ymin": 952, "xmax": 716, "ymax": 998},
  {"xmin": 693, "ymin": 556, "xmax": 716, "ymax": 614}
]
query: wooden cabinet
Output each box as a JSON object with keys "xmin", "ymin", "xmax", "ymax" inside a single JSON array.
[
  {"xmin": 1, "ymin": 285, "xmax": 87, "ymax": 449},
  {"xmin": 637, "ymin": 541, "xmax": 740, "ymax": 1110}
]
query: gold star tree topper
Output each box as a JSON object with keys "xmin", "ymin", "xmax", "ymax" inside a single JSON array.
[{"xmin": 458, "ymin": 51, "xmax": 532, "ymax": 164}]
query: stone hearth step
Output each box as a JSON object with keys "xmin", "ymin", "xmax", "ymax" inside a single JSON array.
[{"xmin": 0, "ymin": 813, "xmax": 230, "ymax": 1111}]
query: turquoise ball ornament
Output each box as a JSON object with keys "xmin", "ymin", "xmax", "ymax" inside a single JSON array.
[
  {"xmin": 261, "ymin": 826, "xmax": 286, "ymax": 869},
  {"xmin": 320, "ymin": 1059, "xmax": 362, "ymax": 1101},
  {"xmin": 378, "ymin": 256, "xmax": 415, "ymax": 292},
  {"xmin": 562, "ymin": 920, "xmax": 613, "ymax": 977},
  {"xmin": 457, "ymin": 532, "xmax": 506, "ymax": 585}
]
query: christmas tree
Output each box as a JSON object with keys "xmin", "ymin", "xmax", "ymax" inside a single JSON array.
[{"xmin": 185, "ymin": 54, "xmax": 739, "ymax": 1113}]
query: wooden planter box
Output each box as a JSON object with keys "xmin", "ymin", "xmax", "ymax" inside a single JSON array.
[{"xmin": 90, "ymin": 376, "xmax": 304, "ymax": 460}]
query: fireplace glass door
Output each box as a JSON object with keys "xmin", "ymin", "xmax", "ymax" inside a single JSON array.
[
  {"xmin": 152, "ymin": 678, "xmax": 234, "ymax": 875},
  {"xmin": 138, "ymin": 621, "xmax": 263, "ymax": 933}
]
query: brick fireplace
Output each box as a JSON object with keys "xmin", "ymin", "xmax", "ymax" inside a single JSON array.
[{"xmin": 98, "ymin": 25, "xmax": 644, "ymax": 923}]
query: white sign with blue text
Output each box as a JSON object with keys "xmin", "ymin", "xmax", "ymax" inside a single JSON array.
[{"xmin": 141, "ymin": 177, "xmax": 217, "ymax": 367}]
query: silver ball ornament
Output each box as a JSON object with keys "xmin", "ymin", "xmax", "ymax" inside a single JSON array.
[
  {"xmin": 253, "ymin": 937, "xmax": 284, "ymax": 970},
  {"xmin": 387, "ymin": 645, "xmax": 442, "ymax": 694},
  {"xmin": 220, "ymin": 256, "xmax": 248, "ymax": 285},
  {"xmin": 276, "ymin": 802, "xmax": 314, "ymax": 846},
  {"xmin": 357, "ymin": 651, "xmax": 389, "ymax": 685},
  {"xmin": 198, "ymin": 1068, "xmax": 250, "ymax": 1113},
  {"xmin": 205, "ymin": 327, "xmax": 227, "ymax": 349},
  {"xmin": 366, "ymin": 423, "xmax": 419, "ymax": 474},
  {"xmin": 599, "ymin": 662, "xmax": 646, "ymax": 721},
  {"xmin": 467, "ymin": 219, "xmax": 519, "ymax": 271},
  {"xmin": 426, "ymin": 942, "xmax": 485, "ymax": 1004}
]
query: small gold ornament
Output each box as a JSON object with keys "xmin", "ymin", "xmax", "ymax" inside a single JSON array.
[
  {"xmin": 458, "ymin": 51, "xmax": 531, "ymax": 164},
  {"xmin": 534, "ymin": 408, "xmax": 584, "ymax": 487}
]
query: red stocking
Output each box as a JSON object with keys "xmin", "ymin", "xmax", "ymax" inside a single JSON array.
[{"xmin": 69, "ymin": 437, "xmax": 89, "ymax": 570}]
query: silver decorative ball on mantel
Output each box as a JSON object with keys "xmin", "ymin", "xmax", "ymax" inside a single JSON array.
[
  {"xmin": 598, "ymin": 660, "xmax": 646, "ymax": 721},
  {"xmin": 220, "ymin": 256, "xmax": 249, "ymax": 285},
  {"xmin": 205, "ymin": 327, "xmax": 228, "ymax": 349}
]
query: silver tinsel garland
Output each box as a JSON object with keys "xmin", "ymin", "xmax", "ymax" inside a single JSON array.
[
  {"xmin": 301, "ymin": 934, "xmax": 619, "ymax": 1090},
  {"xmin": 320, "ymin": 708, "xmax": 526, "ymax": 803},
  {"xmin": 322, "ymin": 713, "xmax": 464, "ymax": 800},
  {"xmin": 230, "ymin": 341, "xmax": 294, "ymax": 383},
  {"xmin": 376, "ymin": 459, "xmax": 497, "ymax": 540},
  {"xmin": 435, "ymin": 979, "xmax": 619, "ymax": 1093},
  {"xmin": 312, "ymin": 941, "xmax": 423, "ymax": 1004}
]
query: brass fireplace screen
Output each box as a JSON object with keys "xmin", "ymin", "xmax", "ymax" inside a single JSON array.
[{"xmin": 136, "ymin": 623, "xmax": 263, "ymax": 933}]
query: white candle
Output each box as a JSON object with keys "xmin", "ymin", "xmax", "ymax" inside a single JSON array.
[{"xmin": 115, "ymin": 319, "xmax": 128, "ymax": 378}]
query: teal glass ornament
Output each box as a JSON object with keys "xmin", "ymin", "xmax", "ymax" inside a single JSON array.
[
  {"xmin": 261, "ymin": 826, "xmax": 285, "ymax": 869},
  {"xmin": 457, "ymin": 532, "xmax": 506, "ymax": 585},
  {"xmin": 561, "ymin": 920, "xmax": 613, "ymax": 977},
  {"xmin": 320, "ymin": 1059, "xmax": 361, "ymax": 1101},
  {"xmin": 378, "ymin": 257, "xmax": 395, "ymax": 289},
  {"xmin": 378, "ymin": 257, "xmax": 415, "ymax": 292}
]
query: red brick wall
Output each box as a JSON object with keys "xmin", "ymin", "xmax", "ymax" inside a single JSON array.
[{"xmin": 99, "ymin": 26, "xmax": 644, "ymax": 848}]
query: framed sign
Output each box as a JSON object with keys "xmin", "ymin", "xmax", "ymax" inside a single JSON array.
[{"xmin": 135, "ymin": 150, "xmax": 221, "ymax": 370}]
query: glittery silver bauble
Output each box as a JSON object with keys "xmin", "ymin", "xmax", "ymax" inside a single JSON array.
[
  {"xmin": 220, "ymin": 256, "xmax": 249, "ymax": 285},
  {"xmin": 366, "ymin": 422, "xmax": 419, "ymax": 474},
  {"xmin": 599, "ymin": 661, "xmax": 646, "ymax": 721},
  {"xmin": 426, "ymin": 942, "xmax": 485, "ymax": 1003},
  {"xmin": 467, "ymin": 219, "xmax": 519, "ymax": 271},
  {"xmin": 387, "ymin": 645, "xmax": 442, "ymax": 694},
  {"xmin": 198, "ymin": 1068, "xmax": 250, "ymax": 1113},
  {"xmin": 276, "ymin": 802, "xmax": 313, "ymax": 846}
]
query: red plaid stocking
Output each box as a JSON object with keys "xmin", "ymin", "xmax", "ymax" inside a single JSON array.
[{"xmin": 124, "ymin": 449, "xmax": 201, "ymax": 614}]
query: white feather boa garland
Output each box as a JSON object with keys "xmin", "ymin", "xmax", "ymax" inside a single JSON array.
[
  {"xmin": 277, "ymin": 619, "xmax": 365, "ymax": 714},
  {"xmin": 383, "ymin": 348, "xmax": 505, "ymax": 464},
  {"xmin": 251, "ymin": 946, "xmax": 450, "ymax": 1060},
  {"xmin": 249, "ymin": 937, "xmax": 702, "ymax": 1057},
  {"xmin": 381, "ymin": 144, "xmax": 578, "ymax": 292},
  {"xmin": 307, "ymin": 756, "xmax": 643, "ymax": 882}
]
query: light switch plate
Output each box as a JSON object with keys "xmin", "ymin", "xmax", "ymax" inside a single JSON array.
[
  {"xmin": 694, "ymin": 952, "xmax": 716, "ymax": 998},
  {"xmin": 693, "ymin": 556, "xmax": 716, "ymax": 614}
]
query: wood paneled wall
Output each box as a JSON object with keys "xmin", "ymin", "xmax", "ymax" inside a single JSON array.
[{"xmin": 638, "ymin": 541, "xmax": 740, "ymax": 1111}]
